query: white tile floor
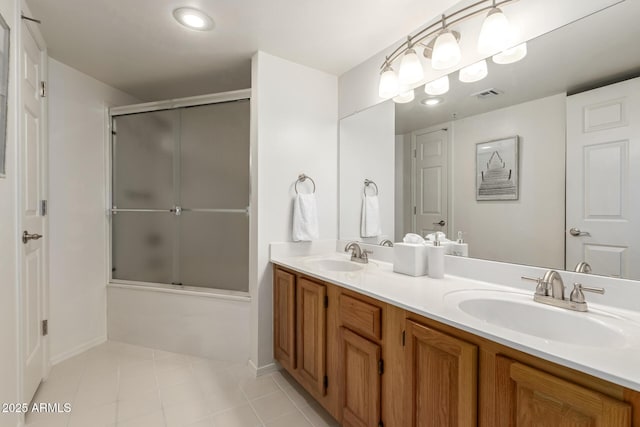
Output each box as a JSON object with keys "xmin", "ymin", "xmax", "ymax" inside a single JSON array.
[{"xmin": 25, "ymin": 341, "xmax": 339, "ymax": 427}]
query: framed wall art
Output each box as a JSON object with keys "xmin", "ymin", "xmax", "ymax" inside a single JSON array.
[{"xmin": 476, "ymin": 136, "xmax": 519, "ymax": 201}]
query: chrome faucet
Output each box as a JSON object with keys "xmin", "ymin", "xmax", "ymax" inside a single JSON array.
[
  {"xmin": 344, "ymin": 242, "xmax": 372, "ymax": 264},
  {"xmin": 522, "ymin": 269, "xmax": 605, "ymax": 312},
  {"xmin": 379, "ymin": 239, "xmax": 394, "ymax": 247}
]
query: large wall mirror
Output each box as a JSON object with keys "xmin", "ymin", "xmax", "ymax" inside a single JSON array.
[{"xmin": 339, "ymin": 0, "xmax": 640, "ymax": 280}]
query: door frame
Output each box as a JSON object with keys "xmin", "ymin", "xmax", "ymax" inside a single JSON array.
[
  {"xmin": 17, "ymin": 0, "xmax": 50, "ymax": 407},
  {"xmin": 410, "ymin": 122, "xmax": 454, "ymax": 236}
]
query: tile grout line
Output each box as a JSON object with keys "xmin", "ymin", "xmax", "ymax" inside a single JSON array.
[{"xmin": 271, "ymin": 373, "xmax": 316, "ymax": 427}]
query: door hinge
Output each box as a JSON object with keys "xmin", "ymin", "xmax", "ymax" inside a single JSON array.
[
  {"xmin": 42, "ymin": 319, "xmax": 48, "ymax": 336},
  {"xmin": 378, "ymin": 359, "xmax": 384, "ymax": 375},
  {"xmin": 40, "ymin": 81, "xmax": 46, "ymax": 98},
  {"xmin": 413, "ymin": 206, "xmax": 417, "ymax": 215},
  {"xmin": 324, "ymin": 295, "xmax": 328, "ymax": 308},
  {"xmin": 323, "ymin": 375, "xmax": 328, "ymax": 389},
  {"xmin": 40, "ymin": 200, "xmax": 47, "ymax": 216},
  {"xmin": 413, "ymin": 149, "xmax": 417, "ymax": 158},
  {"xmin": 402, "ymin": 330, "xmax": 406, "ymax": 346}
]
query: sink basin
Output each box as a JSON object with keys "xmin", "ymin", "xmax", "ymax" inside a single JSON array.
[
  {"xmin": 305, "ymin": 259, "xmax": 365, "ymax": 272},
  {"xmin": 446, "ymin": 290, "xmax": 631, "ymax": 348}
]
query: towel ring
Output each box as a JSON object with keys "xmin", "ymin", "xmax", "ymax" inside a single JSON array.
[
  {"xmin": 363, "ymin": 179, "xmax": 378, "ymax": 196},
  {"xmin": 295, "ymin": 174, "xmax": 316, "ymax": 194}
]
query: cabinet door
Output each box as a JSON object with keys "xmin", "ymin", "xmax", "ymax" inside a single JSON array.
[
  {"xmin": 297, "ymin": 277, "xmax": 327, "ymax": 396},
  {"xmin": 496, "ymin": 356, "xmax": 631, "ymax": 426},
  {"xmin": 341, "ymin": 328, "xmax": 381, "ymax": 427},
  {"xmin": 273, "ymin": 268, "xmax": 296, "ymax": 371},
  {"xmin": 405, "ymin": 320, "xmax": 477, "ymax": 427}
]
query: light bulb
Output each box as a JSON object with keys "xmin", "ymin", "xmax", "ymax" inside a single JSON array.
[
  {"xmin": 432, "ymin": 31, "xmax": 462, "ymax": 70},
  {"xmin": 478, "ymin": 7, "xmax": 511, "ymax": 55},
  {"xmin": 378, "ymin": 65, "xmax": 399, "ymax": 98},
  {"xmin": 459, "ymin": 60, "xmax": 488, "ymax": 83},
  {"xmin": 393, "ymin": 89, "xmax": 415, "ymax": 104},
  {"xmin": 398, "ymin": 48, "xmax": 425, "ymax": 85},
  {"xmin": 173, "ymin": 7, "xmax": 215, "ymax": 31},
  {"xmin": 493, "ymin": 42, "xmax": 527, "ymax": 64},
  {"xmin": 424, "ymin": 75, "xmax": 450, "ymax": 96}
]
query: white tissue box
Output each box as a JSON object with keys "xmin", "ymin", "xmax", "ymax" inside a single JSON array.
[{"xmin": 393, "ymin": 243, "xmax": 429, "ymax": 276}]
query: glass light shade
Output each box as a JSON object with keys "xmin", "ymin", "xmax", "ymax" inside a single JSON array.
[
  {"xmin": 459, "ymin": 60, "xmax": 488, "ymax": 83},
  {"xmin": 393, "ymin": 89, "xmax": 415, "ymax": 104},
  {"xmin": 398, "ymin": 48, "xmax": 424, "ymax": 85},
  {"xmin": 432, "ymin": 31, "xmax": 462, "ymax": 70},
  {"xmin": 424, "ymin": 75, "xmax": 450, "ymax": 96},
  {"xmin": 477, "ymin": 8, "xmax": 511, "ymax": 55},
  {"xmin": 378, "ymin": 66, "xmax": 400, "ymax": 98},
  {"xmin": 493, "ymin": 42, "xmax": 528, "ymax": 64}
]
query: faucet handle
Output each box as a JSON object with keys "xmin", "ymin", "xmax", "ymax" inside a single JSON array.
[
  {"xmin": 521, "ymin": 276, "xmax": 548, "ymax": 296},
  {"xmin": 570, "ymin": 283, "xmax": 605, "ymax": 304}
]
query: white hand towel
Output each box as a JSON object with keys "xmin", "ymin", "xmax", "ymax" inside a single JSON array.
[
  {"xmin": 361, "ymin": 195, "xmax": 382, "ymax": 238},
  {"xmin": 403, "ymin": 233, "xmax": 425, "ymax": 244},
  {"xmin": 292, "ymin": 193, "xmax": 319, "ymax": 242}
]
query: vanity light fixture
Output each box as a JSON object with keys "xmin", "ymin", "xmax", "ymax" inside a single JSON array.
[
  {"xmin": 424, "ymin": 75, "xmax": 450, "ymax": 96},
  {"xmin": 393, "ymin": 89, "xmax": 415, "ymax": 104},
  {"xmin": 459, "ymin": 59, "xmax": 488, "ymax": 83},
  {"xmin": 379, "ymin": 62, "xmax": 400, "ymax": 98},
  {"xmin": 377, "ymin": 0, "xmax": 519, "ymax": 101},
  {"xmin": 173, "ymin": 7, "xmax": 214, "ymax": 31},
  {"xmin": 477, "ymin": 2, "xmax": 512, "ymax": 55},
  {"xmin": 398, "ymin": 39, "xmax": 425, "ymax": 85},
  {"xmin": 421, "ymin": 97, "xmax": 443, "ymax": 106},
  {"xmin": 493, "ymin": 42, "xmax": 528, "ymax": 64}
]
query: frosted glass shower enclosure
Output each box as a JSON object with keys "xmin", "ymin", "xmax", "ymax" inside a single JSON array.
[{"xmin": 109, "ymin": 93, "xmax": 250, "ymax": 292}]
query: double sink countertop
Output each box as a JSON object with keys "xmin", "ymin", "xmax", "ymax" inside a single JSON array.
[{"xmin": 270, "ymin": 250, "xmax": 640, "ymax": 392}]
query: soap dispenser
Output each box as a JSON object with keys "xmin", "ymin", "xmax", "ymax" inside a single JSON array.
[
  {"xmin": 452, "ymin": 231, "xmax": 469, "ymax": 257},
  {"xmin": 427, "ymin": 234, "xmax": 445, "ymax": 279}
]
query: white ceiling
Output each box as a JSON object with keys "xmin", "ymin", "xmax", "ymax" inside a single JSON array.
[
  {"xmin": 26, "ymin": 0, "xmax": 459, "ymax": 101},
  {"xmin": 395, "ymin": 1, "xmax": 640, "ymax": 134}
]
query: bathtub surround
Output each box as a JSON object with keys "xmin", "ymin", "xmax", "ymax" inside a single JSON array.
[
  {"xmin": 250, "ymin": 51, "xmax": 338, "ymax": 372},
  {"xmin": 48, "ymin": 58, "xmax": 140, "ymax": 363}
]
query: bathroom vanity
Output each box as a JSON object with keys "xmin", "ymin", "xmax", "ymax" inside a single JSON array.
[{"xmin": 271, "ymin": 250, "xmax": 640, "ymax": 427}]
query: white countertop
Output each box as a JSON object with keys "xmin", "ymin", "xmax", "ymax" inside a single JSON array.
[{"xmin": 270, "ymin": 250, "xmax": 640, "ymax": 392}]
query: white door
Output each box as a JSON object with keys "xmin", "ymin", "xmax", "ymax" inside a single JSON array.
[
  {"xmin": 566, "ymin": 77, "xmax": 640, "ymax": 279},
  {"xmin": 412, "ymin": 128, "xmax": 448, "ymax": 237},
  {"xmin": 21, "ymin": 19, "xmax": 47, "ymax": 403}
]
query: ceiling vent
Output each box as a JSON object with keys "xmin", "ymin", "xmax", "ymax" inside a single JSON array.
[{"xmin": 471, "ymin": 88, "xmax": 503, "ymax": 99}]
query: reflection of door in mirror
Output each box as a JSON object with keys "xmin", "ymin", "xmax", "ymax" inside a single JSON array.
[
  {"xmin": 566, "ymin": 77, "xmax": 640, "ymax": 280},
  {"xmin": 412, "ymin": 128, "xmax": 449, "ymax": 238}
]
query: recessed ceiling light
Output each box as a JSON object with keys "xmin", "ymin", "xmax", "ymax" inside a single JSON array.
[
  {"xmin": 173, "ymin": 7, "xmax": 214, "ymax": 31},
  {"xmin": 421, "ymin": 97, "xmax": 443, "ymax": 106}
]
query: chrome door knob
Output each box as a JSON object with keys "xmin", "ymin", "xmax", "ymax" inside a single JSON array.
[
  {"xmin": 433, "ymin": 220, "xmax": 446, "ymax": 227},
  {"xmin": 22, "ymin": 231, "xmax": 43, "ymax": 244},
  {"xmin": 569, "ymin": 227, "xmax": 590, "ymax": 237}
]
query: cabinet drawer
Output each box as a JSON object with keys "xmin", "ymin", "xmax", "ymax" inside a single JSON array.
[{"xmin": 339, "ymin": 294, "xmax": 382, "ymax": 341}]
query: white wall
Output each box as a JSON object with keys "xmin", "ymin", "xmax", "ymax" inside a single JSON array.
[
  {"xmin": 339, "ymin": 100, "xmax": 394, "ymax": 243},
  {"xmin": 338, "ymin": 0, "xmax": 619, "ymax": 119},
  {"xmin": 250, "ymin": 51, "xmax": 338, "ymax": 370},
  {"xmin": 0, "ymin": 1, "xmax": 20, "ymax": 425},
  {"xmin": 48, "ymin": 58, "xmax": 139, "ymax": 363},
  {"xmin": 451, "ymin": 93, "xmax": 566, "ymax": 269}
]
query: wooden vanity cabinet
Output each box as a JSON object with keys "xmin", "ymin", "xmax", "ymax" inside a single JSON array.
[
  {"xmin": 494, "ymin": 356, "xmax": 631, "ymax": 426},
  {"xmin": 273, "ymin": 264, "xmax": 640, "ymax": 427},
  {"xmin": 404, "ymin": 319, "xmax": 478, "ymax": 427}
]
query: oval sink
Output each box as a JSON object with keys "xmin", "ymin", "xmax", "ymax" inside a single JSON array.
[
  {"xmin": 447, "ymin": 291, "xmax": 631, "ymax": 348},
  {"xmin": 306, "ymin": 259, "xmax": 364, "ymax": 272}
]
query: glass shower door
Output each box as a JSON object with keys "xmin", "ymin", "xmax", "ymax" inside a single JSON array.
[{"xmin": 111, "ymin": 100, "xmax": 250, "ymax": 291}]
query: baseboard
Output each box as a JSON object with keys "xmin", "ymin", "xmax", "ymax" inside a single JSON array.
[
  {"xmin": 248, "ymin": 359, "xmax": 280, "ymax": 377},
  {"xmin": 50, "ymin": 335, "xmax": 107, "ymax": 365}
]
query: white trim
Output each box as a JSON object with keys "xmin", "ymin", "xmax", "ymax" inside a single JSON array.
[
  {"xmin": 248, "ymin": 359, "xmax": 280, "ymax": 377},
  {"xmin": 109, "ymin": 88, "xmax": 252, "ymax": 116},
  {"xmin": 50, "ymin": 335, "xmax": 107, "ymax": 366},
  {"xmin": 107, "ymin": 281, "xmax": 251, "ymax": 302}
]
